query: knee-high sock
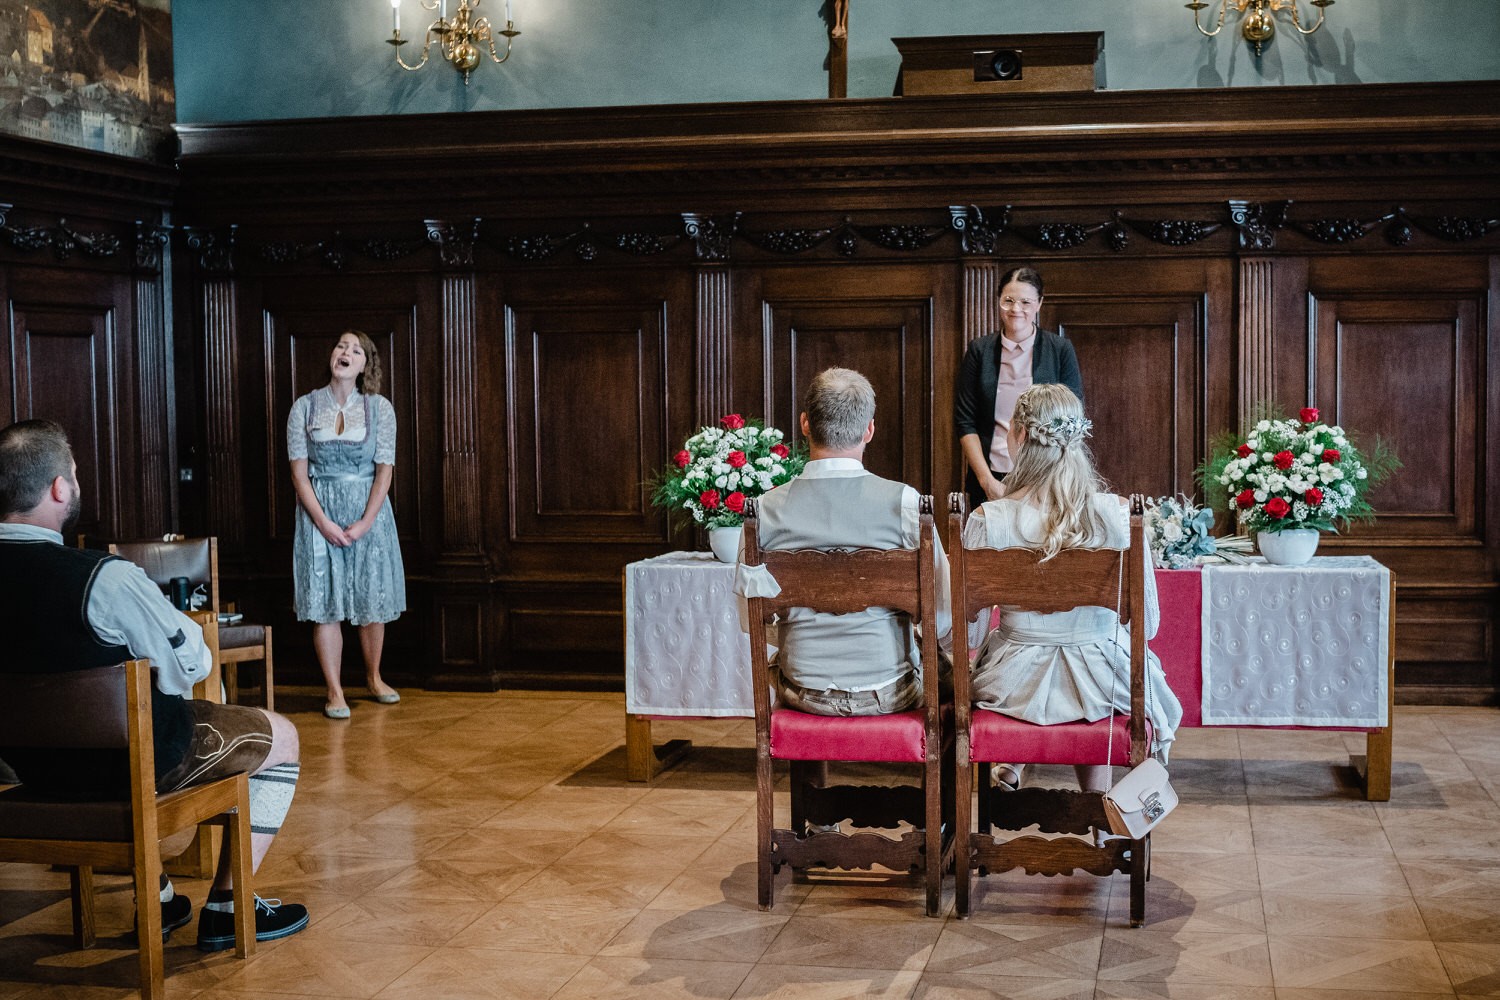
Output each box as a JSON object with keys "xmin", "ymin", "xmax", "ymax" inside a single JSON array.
[{"xmin": 247, "ymin": 762, "xmax": 300, "ymax": 837}]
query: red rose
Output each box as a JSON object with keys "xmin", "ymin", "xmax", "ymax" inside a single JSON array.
[
  {"xmin": 1300, "ymin": 407, "xmax": 1320, "ymax": 424},
  {"xmin": 1265, "ymin": 497, "xmax": 1291, "ymax": 518},
  {"xmin": 727, "ymin": 450, "xmax": 747, "ymax": 468},
  {"xmin": 1235, "ymin": 489, "xmax": 1256, "ymax": 509},
  {"xmin": 720, "ymin": 413, "xmax": 745, "ymax": 430},
  {"xmin": 1273, "ymin": 450, "xmax": 1294, "ymax": 470},
  {"xmin": 724, "ymin": 491, "xmax": 746, "ymax": 513},
  {"xmin": 1322, "ymin": 448, "xmax": 1341, "ymax": 463},
  {"xmin": 673, "ymin": 449, "xmax": 691, "ymax": 469},
  {"xmin": 1236, "ymin": 443, "xmax": 1253, "ymax": 458},
  {"xmin": 699, "ymin": 489, "xmax": 720, "ymax": 510},
  {"xmin": 1304, "ymin": 487, "xmax": 1324, "ymax": 506},
  {"xmin": 770, "ymin": 443, "xmax": 789, "ymax": 458}
]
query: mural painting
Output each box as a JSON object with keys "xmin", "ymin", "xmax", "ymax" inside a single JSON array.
[{"xmin": 0, "ymin": 0, "xmax": 173, "ymax": 159}]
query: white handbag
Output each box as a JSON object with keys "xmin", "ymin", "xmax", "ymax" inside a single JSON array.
[
  {"xmin": 1103, "ymin": 756, "xmax": 1178, "ymax": 839},
  {"xmin": 1102, "ymin": 503, "xmax": 1178, "ymax": 840}
]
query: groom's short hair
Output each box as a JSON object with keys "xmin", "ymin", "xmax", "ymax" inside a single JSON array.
[{"xmin": 803, "ymin": 368, "xmax": 875, "ymax": 451}]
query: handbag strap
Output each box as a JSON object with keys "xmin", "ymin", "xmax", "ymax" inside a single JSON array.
[{"xmin": 1105, "ymin": 495, "xmax": 1154, "ymax": 770}]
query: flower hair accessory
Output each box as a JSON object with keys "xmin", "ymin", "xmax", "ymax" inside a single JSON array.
[{"xmin": 1026, "ymin": 414, "xmax": 1092, "ymax": 450}]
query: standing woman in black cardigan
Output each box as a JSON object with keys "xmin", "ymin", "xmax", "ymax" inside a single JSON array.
[{"xmin": 954, "ymin": 266, "xmax": 1085, "ymax": 507}]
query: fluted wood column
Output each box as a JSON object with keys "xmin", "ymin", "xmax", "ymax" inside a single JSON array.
[
  {"xmin": 134, "ymin": 260, "xmax": 171, "ymax": 533},
  {"xmin": 202, "ymin": 277, "xmax": 242, "ymax": 545},
  {"xmin": 696, "ymin": 267, "xmax": 732, "ymax": 424},
  {"xmin": 441, "ymin": 272, "xmax": 482, "ymax": 558},
  {"xmin": 962, "ymin": 261, "xmax": 1000, "ymax": 346},
  {"xmin": 1237, "ymin": 257, "xmax": 1275, "ymax": 427}
]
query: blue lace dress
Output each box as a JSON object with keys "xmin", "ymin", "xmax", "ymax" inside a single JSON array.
[{"xmin": 287, "ymin": 388, "xmax": 406, "ymax": 625}]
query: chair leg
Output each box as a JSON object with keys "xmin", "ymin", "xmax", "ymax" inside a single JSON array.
[
  {"xmin": 230, "ymin": 778, "xmax": 256, "ymax": 958},
  {"xmin": 923, "ymin": 757, "xmax": 942, "ymax": 917},
  {"xmin": 1130, "ymin": 835, "xmax": 1147, "ymax": 927},
  {"xmin": 133, "ymin": 859, "xmax": 164, "ymax": 1000},
  {"xmin": 262, "ymin": 629, "xmax": 274, "ymax": 712},
  {"xmin": 68, "ymin": 865, "xmax": 95, "ymax": 947},
  {"xmin": 955, "ymin": 758, "xmax": 974, "ymax": 918},
  {"xmin": 224, "ymin": 661, "xmax": 239, "ymax": 707},
  {"xmin": 789, "ymin": 760, "xmax": 811, "ymax": 837},
  {"xmin": 756, "ymin": 750, "xmax": 775, "ymax": 911}
]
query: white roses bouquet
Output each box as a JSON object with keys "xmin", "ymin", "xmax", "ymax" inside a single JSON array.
[
  {"xmin": 1200, "ymin": 407, "xmax": 1397, "ymax": 534},
  {"xmin": 1143, "ymin": 495, "xmax": 1219, "ymax": 569},
  {"xmin": 650, "ymin": 413, "xmax": 807, "ymax": 529}
]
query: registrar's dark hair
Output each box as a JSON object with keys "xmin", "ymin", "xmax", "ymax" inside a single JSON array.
[
  {"xmin": 0, "ymin": 419, "xmax": 73, "ymax": 519},
  {"xmin": 997, "ymin": 266, "xmax": 1044, "ymax": 299}
]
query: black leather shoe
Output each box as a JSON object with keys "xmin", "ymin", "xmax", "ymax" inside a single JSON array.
[
  {"xmin": 197, "ymin": 895, "xmax": 309, "ymax": 952},
  {"xmin": 133, "ymin": 892, "xmax": 192, "ymax": 943}
]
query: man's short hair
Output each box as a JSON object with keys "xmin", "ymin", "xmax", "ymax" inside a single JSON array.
[
  {"xmin": 802, "ymin": 368, "xmax": 876, "ymax": 451},
  {"xmin": 0, "ymin": 420, "xmax": 73, "ymax": 519}
]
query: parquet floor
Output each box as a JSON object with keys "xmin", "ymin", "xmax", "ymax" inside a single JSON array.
[{"xmin": 2, "ymin": 693, "xmax": 1498, "ymax": 999}]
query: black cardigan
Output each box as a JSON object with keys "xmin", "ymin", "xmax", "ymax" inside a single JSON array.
[{"xmin": 953, "ymin": 329, "xmax": 1085, "ymax": 500}]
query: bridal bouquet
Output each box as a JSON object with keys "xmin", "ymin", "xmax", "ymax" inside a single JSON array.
[
  {"xmin": 1143, "ymin": 495, "xmax": 1219, "ymax": 569},
  {"xmin": 650, "ymin": 413, "xmax": 806, "ymax": 529},
  {"xmin": 1200, "ymin": 407, "xmax": 1397, "ymax": 534}
]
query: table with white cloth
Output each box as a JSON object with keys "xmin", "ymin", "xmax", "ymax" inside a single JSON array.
[
  {"xmin": 623, "ymin": 552, "xmax": 753, "ymax": 780},
  {"xmin": 624, "ymin": 551, "xmax": 1395, "ymax": 797}
]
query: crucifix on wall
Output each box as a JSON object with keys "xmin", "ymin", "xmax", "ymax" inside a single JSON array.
[{"xmin": 827, "ymin": 0, "xmax": 849, "ymax": 98}]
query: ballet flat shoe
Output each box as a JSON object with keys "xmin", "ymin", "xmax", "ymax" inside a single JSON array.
[
  {"xmin": 323, "ymin": 703, "xmax": 351, "ymax": 720},
  {"xmin": 373, "ymin": 691, "xmax": 401, "ymax": 705}
]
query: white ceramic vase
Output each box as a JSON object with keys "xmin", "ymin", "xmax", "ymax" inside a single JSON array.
[
  {"xmin": 708, "ymin": 524, "xmax": 743, "ymax": 563},
  {"xmin": 1257, "ymin": 527, "xmax": 1320, "ymax": 566}
]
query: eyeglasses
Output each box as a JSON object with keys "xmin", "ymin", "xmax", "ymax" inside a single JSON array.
[{"xmin": 999, "ymin": 296, "xmax": 1040, "ymax": 309}]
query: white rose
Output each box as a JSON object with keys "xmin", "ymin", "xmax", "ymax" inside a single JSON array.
[
  {"xmin": 1162, "ymin": 522, "xmax": 1183, "ymax": 543},
  {"xmin": 1255, "ymin": 420, "xmax": 1271, "ymax": 432},
  {"xmin": 715, "ymin": 475, "xmax": 728, "ymax": 488},
  {"xmin": 1254, "ymin": 489, "xmax": 1268, "ymax": 502},
  {"xmin": 1356, "ymin": 468, "xmax": 1367, "ymax": 479},
  {"xmin": 755, "ymin": 456, "xmax": 773, "ymax": 468},
  {"xmin": 1262, "ymin": 452, "xmax": 1274, "ymax": 462}
]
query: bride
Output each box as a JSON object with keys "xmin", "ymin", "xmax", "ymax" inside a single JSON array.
[{"xmin": 961, "ymin": 383, "xmax": 1182, "ymax": 795}]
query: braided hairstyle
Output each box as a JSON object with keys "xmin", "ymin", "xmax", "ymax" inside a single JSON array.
[{"xmin": 1000, "ymin": 383, "xmax": 1110, "ymax": 560}]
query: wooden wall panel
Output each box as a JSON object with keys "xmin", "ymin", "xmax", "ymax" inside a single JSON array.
[
  {"xmin": 168, "ymin": 83, "xmax": 1500, "ymax": 700},
  {"xmin": 4, "ymin": 270, "xmax": 132, "ymax": 540}
]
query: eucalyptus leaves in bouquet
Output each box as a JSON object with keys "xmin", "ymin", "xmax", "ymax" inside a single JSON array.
[
  {"xmin": 1143, "ymin": 495, "xmax": 1218, "ymax": 569},
  {"xmin": 1200, "ymin": 407, "xmax": 1398, "ymax": 534},
  {"xmin": 651, "ymin": 413, "xmax": 807, "ymax": 529}
]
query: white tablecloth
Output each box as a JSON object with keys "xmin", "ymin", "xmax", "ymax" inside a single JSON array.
[
  {"xmin": 624, "ymin": 552, "xmax": 755, "ymax": 716},
  {"xmin": 1201, "ymin": 556, "xmax": 1390, "ymax": 727}
]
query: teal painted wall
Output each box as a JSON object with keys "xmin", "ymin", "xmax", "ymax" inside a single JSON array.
[{"xmin": 174, "ymin": 0, "xmax": 1500, "ymax": 124}]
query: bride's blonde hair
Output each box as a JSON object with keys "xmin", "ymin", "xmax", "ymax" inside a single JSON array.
[{"xmin": 1001, "ymin": 383, "xmax": 1109, "ymax": 560}]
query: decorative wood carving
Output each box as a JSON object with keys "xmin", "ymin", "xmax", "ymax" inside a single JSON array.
[
  {"xmin": 0, "ymin": 216, "xmax": 120, "ymax": 260},
  {"xmin": 185, "ymin": 226, "xmax": 237, "ymax": 275},
  {"xmin": 682, "ymin": 212, "xmax": 740, "ymax": 261},
  {"xmin": 1229, "ymin": 200, "xmax": 1290, "ymax": 251},
  {"xmin": 425, "ymin": 218, "xmax": 481, "ymax": 268},
  {"xmin": 133, "ymin": 223, "xmax": 171, "ymax": 273},
  {"xmin": 950, "ymin": 204, "xmax": 1010, "ymax": 256}
]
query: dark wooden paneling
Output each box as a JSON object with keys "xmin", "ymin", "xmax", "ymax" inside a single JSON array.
[
  {"xmin": 1045, "ymin": 260, "xmax": 1235, "ymax": 501},
  {"xmin": 4, "ymin": 269, "xmax": 134, "ymax": 540}
]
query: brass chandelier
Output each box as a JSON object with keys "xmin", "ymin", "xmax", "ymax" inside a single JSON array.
[
  {"xmin": 1186, "ymin": 0, "xmax": 1333, "ymax": 56},
  {"xmin": 388, "ymin": 0, "xmax": 519, "ymax": 84}
]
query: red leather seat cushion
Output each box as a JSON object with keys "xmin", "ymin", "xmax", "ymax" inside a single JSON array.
[
  {"xmin": 969, "ymin": 709, "xmax": 1149, "ymax": 766},
  {"xmin": 770, "ymin": 708, "xmax": 935, "ymax": 763}
]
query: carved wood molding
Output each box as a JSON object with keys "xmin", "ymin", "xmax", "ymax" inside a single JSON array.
[
  {"xmin": 135, "ymin": 270, "xmax": 171, "ymax": 532},
  {"xmin": 1238, "ymin": 258, "xmax": 1275, "ymax": 424},
  {"xmin": 695, "ymin": 268, "xmax": 733, "ymax": 425},
  {"xmin": 202, "ymin": 279, "xmax": 243, "ymax": 545}
]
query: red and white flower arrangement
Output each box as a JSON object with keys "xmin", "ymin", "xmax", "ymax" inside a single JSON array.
[
  {"xmin": 651, "ymin": 413, "xmax": 807, "ymax": 529},
  {"xmin": 1201, "ymin": 407, "xmax": 1397, "ymax": 534}
]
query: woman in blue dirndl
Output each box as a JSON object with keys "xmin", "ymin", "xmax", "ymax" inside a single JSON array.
[{"xmin": 288, "ymin": 331, "xmax": 407, "ymax": 719}]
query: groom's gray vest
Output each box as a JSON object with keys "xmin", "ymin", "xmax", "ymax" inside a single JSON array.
[{"xmin": 756, "ymin": 473, "xmax": 917, "ymax": 692}]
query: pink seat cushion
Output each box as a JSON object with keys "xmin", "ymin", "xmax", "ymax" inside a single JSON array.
[
  {"xmin": 969, "ymin": 709, "xmax": 1149, "ymax": 766},
  {"xmin": 770, "ymin": 708, "xmax": 935, "ymax": 763}
]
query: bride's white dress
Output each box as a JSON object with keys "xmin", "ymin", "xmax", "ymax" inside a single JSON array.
[{"xmin": 961, "ymin": 493, "xmax": 1182, "ymax": 761}]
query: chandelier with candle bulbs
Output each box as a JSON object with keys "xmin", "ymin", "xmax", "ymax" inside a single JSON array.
[
  {"xmin": 388, "ymin": 0, "xmax": 519, "ymax": 84},
  {"xmin": 1186, "ymin": 0, "xmax": 1332, "ymax": 56}
]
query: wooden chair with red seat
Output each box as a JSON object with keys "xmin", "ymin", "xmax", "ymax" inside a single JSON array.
[
  {"xmin": 948, "ymin": 493, "xmax": 1154, "ymax": 926},
  {"xmin": 743, "ymin": 495, "xmax": 954, "ymax": 917},
  {"xmin": 108, "ymin": 537, "xmax": 275, "ymax": 711},
  {"xmin": 0, "ymin": 660, "xmax": 255, "ymax": 999}
]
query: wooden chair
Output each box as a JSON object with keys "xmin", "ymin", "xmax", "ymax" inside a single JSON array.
[
  {"xmin": 109, "ymin": 537, "xmax": 275, "ymax": 711},
  {"xmin": 0, "ymin": 660, "xmax": 255, "ymax": 999},
  {"xmin": 948, "ymin": 493, "xmax": 1154, "ymax": 926},
  {"xmin": 744, "ymin": 495, "xmax": 954, "ymax": 917}
]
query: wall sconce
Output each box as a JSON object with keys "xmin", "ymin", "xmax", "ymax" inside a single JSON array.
[
  {"xmin": 1186, "ymin": 0, "xmax": 1332, "ymax": 56},
  {"xmin": 388, "ymin": 0, "xmax": 519, "ymax": 84}
]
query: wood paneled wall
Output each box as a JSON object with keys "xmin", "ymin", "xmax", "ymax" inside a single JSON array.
[
  {"xmin": 0, "ymin": 143, "xmax": 177, "ymax": 543},
  {"xmin": 152, "ymin": 82, "xmax": 1500, "ymax": 702}
]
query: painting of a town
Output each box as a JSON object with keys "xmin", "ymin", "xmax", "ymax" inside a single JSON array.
[{"xmin": 0, "ymin": 0, "xmax": 173, "ymax": 159}]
